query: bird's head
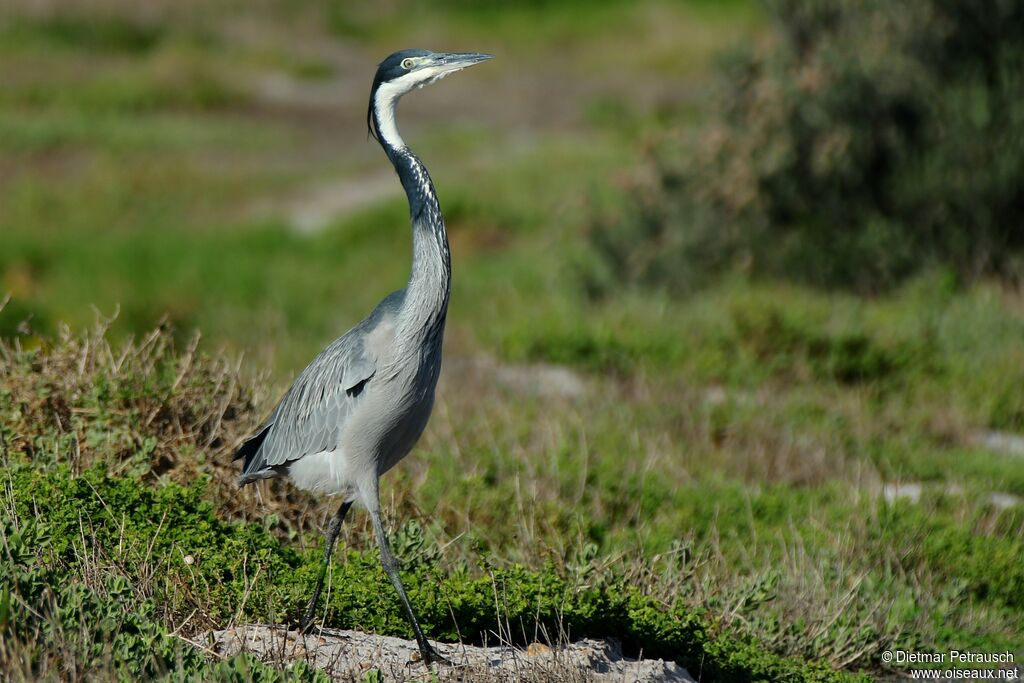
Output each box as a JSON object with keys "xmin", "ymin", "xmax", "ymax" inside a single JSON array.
[{"xmin": 368, "ymin": 49, "xmax": 492, "ymax": 146}]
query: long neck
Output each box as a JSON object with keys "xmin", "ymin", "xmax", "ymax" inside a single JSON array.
[{"xmin": 373, "ymin": 89, "xmax": 451, "ymax": 337}]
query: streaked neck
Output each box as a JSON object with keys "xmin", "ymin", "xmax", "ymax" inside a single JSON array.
[{"xmin": 372, "ymin": 88, "xmax": 451, "ymax": 335}]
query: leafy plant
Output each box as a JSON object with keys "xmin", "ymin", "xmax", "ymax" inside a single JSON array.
[
  {"xmin": 0, "ymin": 464, "xmax": 862, "ymax": 682},
  {"xmin": 588, "ymin": 0, "xmax": 1024, "ymax": 292}
]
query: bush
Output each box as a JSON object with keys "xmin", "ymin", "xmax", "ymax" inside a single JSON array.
[
  {"xmin": 587, "ymin": 0, "xmax": 1024, "ymax": 293},
  {"xmin": 0, "ymin": 465, "xmax": 862, "ymax": 683}
]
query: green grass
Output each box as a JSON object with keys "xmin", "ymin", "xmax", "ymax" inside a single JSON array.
[
  {"xmin": 1, "ymin": 0, "xmax": 1023, "ymax": 679},
  {"xmin": 0, "ymin": 463, "xmax": 860, "ymax": 682},
  {"xmin": 2, "ymin": 305, "xmax": 1022, "ymax": 679}
]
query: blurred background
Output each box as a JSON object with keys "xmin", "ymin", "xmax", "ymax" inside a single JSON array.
[{"xmin": 2, "ymin": 0, "xmax": 1023, "ymax": 676}]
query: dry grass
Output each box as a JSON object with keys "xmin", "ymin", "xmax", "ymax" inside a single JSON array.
[
  {"xmin": 2, "ymin": 305, "xmax": 1022, "ymax": 679},
  {"xmin": 0, "ymin": 309, "xmax": 330, "ymax": 532}
]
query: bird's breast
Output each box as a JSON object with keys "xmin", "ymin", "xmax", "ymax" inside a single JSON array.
[{"xmin": 344, "ymin": 340, "xmax": 443, "ymax": 476}]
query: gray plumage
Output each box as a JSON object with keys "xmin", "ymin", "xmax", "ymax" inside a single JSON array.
[
  {"xmin": 233, "ymin": 49, "xmax": 492, "ymax": 668},
  {"xmin": 235, "ymin": 290, "xmax": 402, "ymax": 485}
]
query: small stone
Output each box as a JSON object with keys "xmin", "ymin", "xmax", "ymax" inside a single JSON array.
[{"xmin": 184, "ymin": 554, "xmax": 195, "ymax": 565}]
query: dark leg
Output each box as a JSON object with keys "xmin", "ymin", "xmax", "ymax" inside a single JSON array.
[
  {"xmin": 299, "ymin": 500, "xmax": 353, "ymax": 632},
  {"xmin": 369, "ymin": 508, "xmax": 450, "ymax": 667}
]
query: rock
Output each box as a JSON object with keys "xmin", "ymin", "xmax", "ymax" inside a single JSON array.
[
  {"xmin": 206, "ymin": 625, "xmax": 695, "ymax": 682},
  {"xmin": 494, "ymin": 361, "xmax": 587, "ymax": 399},
  {"xmin": 881, "ymin": 482, "xmax": 923, "ymax": 504},
  {"xmin": 971, "ymin": 430, "xmax": 1024, "ymax": 458},
  {"xmin": 879, "ymin": 481, "xmax": 1021, "ymax": 509}
]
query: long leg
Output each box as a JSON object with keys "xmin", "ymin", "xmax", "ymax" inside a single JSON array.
[
  {"xmin": 299, "ymin": 500, "xmax": 353, "ymax": 632},
  {"xmin": 369, "ymin": 507, "xmax": 449, "ymax": 667}
]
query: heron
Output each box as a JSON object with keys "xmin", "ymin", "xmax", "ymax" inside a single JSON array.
[{"xmin": 233, "ymin": 49, "xmax": 492, "ymax": 667}]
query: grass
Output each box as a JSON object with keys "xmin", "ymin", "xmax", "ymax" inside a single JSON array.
[
  {"xmin": 3, "ymin": 289, "xmax": 1023, "ymax": 679},
  {"xmin": 1, "ymin": 0, "xmax": 1023, "ymax": 680},
  {"xmin": 0, "ymin": 323, "xmax": 864, "ymax": 682}
]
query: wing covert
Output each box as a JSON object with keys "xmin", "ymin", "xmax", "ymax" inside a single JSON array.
[
  {"xmin": 234, "ymin": 289, "xmax": 404, "ymax": 484},
  {"xmin": 234, "ymin": 337, "xmax": 373, "ymax": 483}
]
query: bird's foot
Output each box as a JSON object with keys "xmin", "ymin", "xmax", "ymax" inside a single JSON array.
[
  {"xmin": 412, "ymin": 643, "xmax": 453, "ymax": 668},
  {"xmin": 297, "ymin": 608, "xmax": 320, "ymax": 635},
  {"xmin": 298, "ymin": 622, "xmax": 318, "ymax": 636}
]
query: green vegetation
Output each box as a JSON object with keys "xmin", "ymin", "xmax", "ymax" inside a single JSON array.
[
  {"xmin": 586, "ymin": 0, "xmax": 1024, "ymax": 293},
  {"xmin": 0, "ymin": 459, "xmax": 857, "ymax": 681},
  {"xmin": 1, "ymin": 0, "xmax": 1022, "ymax": 680},
  {"xmin": 0, "ymin": 465, "xmax": 329, "ymax": 681}
]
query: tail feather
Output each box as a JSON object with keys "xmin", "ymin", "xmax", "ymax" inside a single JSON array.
[{"xmin": 234, "ymin": 425, "xmax": 273, "ymax": 485}]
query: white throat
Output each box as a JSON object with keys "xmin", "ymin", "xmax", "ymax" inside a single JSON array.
[
  {"xmin": 373, "ymin": 65, "xmax": 466, "ymax": 151},
  {"xmin": 374, "ymin": 79, "xmax": 408, "ymax": 151}
]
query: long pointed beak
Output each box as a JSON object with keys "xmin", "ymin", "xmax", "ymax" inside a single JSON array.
[{"xmin": 433, "ymin": 52, "xmax": 494, "ymax": 72}]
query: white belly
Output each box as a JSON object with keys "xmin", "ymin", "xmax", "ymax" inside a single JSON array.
[
  {"xmin": 286, "ymin": 448, "xmax": 357, "ymax": 498},
  {"xmin": 285, "ymin": 337, "xmax": 442, "ymax": 501}
]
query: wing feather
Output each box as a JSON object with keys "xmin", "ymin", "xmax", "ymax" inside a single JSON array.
[{"xmin": 234, "ymin": 291, "xmax": 403, "ymax": 485}]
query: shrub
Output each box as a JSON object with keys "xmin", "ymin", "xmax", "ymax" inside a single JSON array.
[
  {"xmin": 587, "ymin": 0, "xmax": 1024, "ymax": 293},
  {"xmin": 0, "ymin": 465, "xmax": 862, "ymax": 682}
]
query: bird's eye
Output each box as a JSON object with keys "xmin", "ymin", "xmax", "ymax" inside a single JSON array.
[{"xmin": 401, "ymin": 58, "xmax": 416, "ymax": 70}]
